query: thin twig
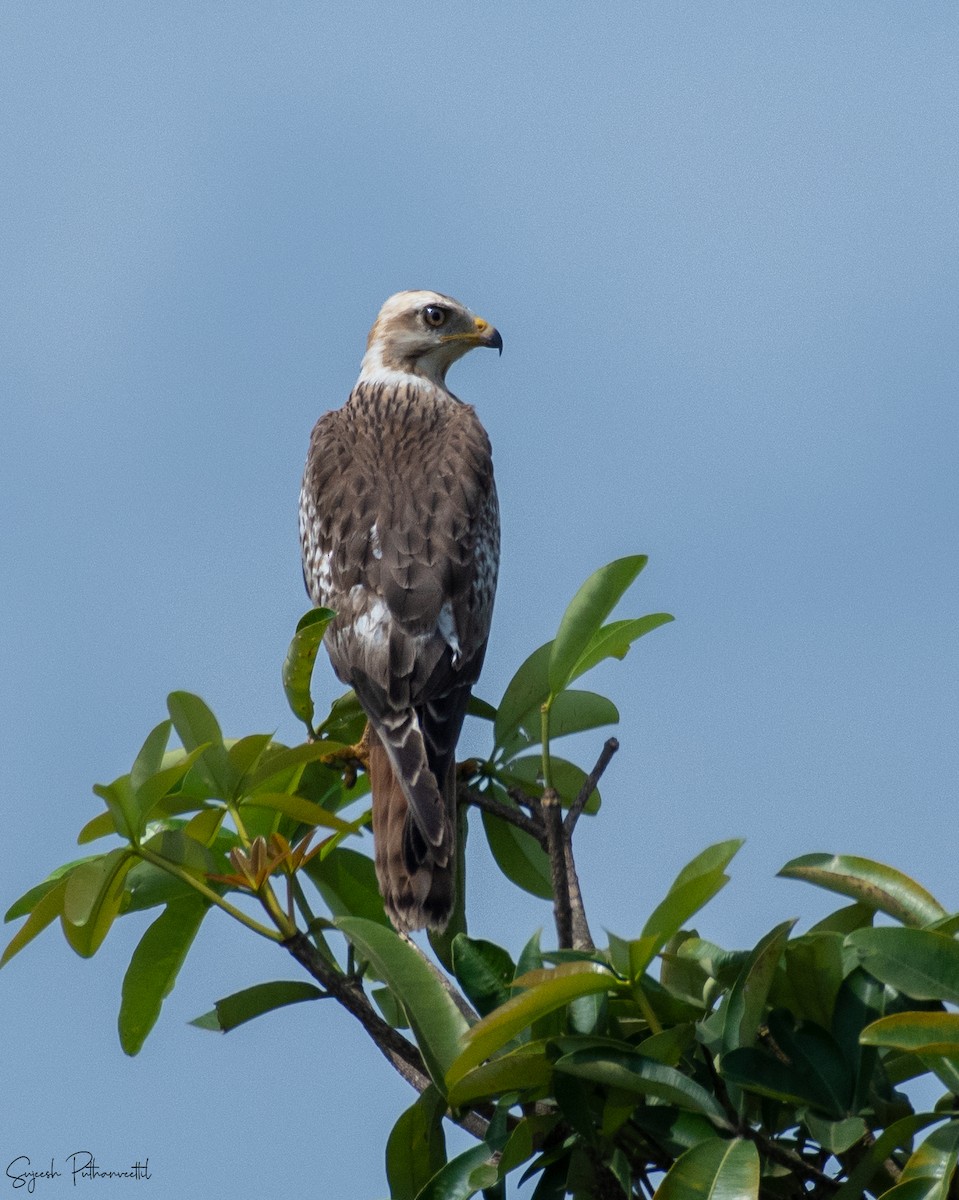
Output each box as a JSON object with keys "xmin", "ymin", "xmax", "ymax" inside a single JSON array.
[
  {"xmin": 284, "ymin": 931, "xmax": 425, "ymax": 1076},
  {"xmin": 284, "ymin": 931, "xmax": 490, "ymax": 1140},
  {"xmin": 565, "ymin": 737, "xmax": 619, "ymax": 835},
  {"xmin": 461, "ymin": 785, "xmax": 545, "ymax": 844},
  {"xmin": 702, "ymin": 1052, "xmax": 839, "ymax": 1194},
  {"xmin": 507, "ymin": 786, "xmax": 544, "ymax": 816}
]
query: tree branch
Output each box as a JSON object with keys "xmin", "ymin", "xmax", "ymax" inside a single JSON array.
[
  {"xmin": 283, "ymin": 931, "xmax": 490, "ymax": 1141},
  {"xmin": 565, "ymin": 737, "xmax": 619, "ymax": 835},
  {"xmin": 563, "ymin": 838, "xmax": 594, "ymax": 951},
  {"xmin": 284, "ymin": 931, "xmax": 425, "ymax": 1078},
  {"xmin": 461, "ymin": 784, "xmax": 545, "ymax": 844},
  {"xmin": 543, "ymin": 788, "xmax": 574, "ymax": 950}
]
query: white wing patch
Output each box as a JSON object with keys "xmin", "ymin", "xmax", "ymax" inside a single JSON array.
[
  {"xmin": 370, "ymin": 522, "xmax": 383, "ymax": 560},
  {"xmin": 351, "ymin": 587, "xmax": 390, "ymax": 647},
  {"xmin": 437, "ymin": 600, "xmax": 461, "ymax": 665}
]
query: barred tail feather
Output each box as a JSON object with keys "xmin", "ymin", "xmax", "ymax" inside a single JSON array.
[{"xmin": 368, "ymin": 727, "xmax": 455, "ymax": 931}]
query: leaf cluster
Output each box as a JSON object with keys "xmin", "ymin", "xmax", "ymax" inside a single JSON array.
[{"xmin": 7, "ymin": 558, "xmax": 959, "ymax": 1198}]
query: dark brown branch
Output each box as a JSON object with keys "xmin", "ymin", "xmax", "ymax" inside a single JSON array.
[
  {"xmin": 565, "ymin": 737, "xmax": 619, "ymax": 835},
  {"xmin": 543, "ymin": 788, "xmax": 574, "ymax": 949},
  {"xmin": 461, "ymin": 784, "xmax": 545, "ymax": 844},
  {"xmin": 701, "ymin": 1052, "xmax": 840, "ymax": 1195},
  {"xmin": 284, "ymin": 931, "xmax": 425, "ymax": 1076},
  {"xmin": 742, "ymin": 1131, "xmax": 840, "ymax": 1195},
  {"xmin": 507, "ymin": 786, "xmax": 544, "ymax": 816},
  {"xmin": 284, "ymin": 931, "xmax": 490, "ymax": 1140},
  {"xmin": 563, "ymin": 839, "xmax": 594, "ymax": 951}
]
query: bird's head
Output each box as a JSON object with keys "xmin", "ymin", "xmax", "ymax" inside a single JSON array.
[{"xmin": 358, "ymin": 290, "xmax": 502, "ymax": 388}]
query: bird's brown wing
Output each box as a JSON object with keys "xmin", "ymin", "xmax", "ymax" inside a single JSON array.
[{"xmin": 299, "ymin": 381, "xmax": 498, "ymax": 928}]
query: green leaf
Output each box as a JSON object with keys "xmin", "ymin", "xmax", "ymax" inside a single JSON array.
[
  {"xmin": 566, "ymin": 614, "xmax": 674, "ymax": 683},
  {"xmin": 182, "ymin": 806, "xmax": 226, "ymax": 846},
  {"xmin": 304, "ymin": 846, "xmax": 389, "ymax": 926},
  {"xmin": 548, "ymin": 556, "xmax": 648, "ymax": 696},
  {"xmin": 189, "ymin": 1010, "xmax": 221, "ymax": 1032},
  {"xmin": 446, "ymin": 962, "xmax": 622, "ymax": 1088},
  {"xmin": 167, "ymin": 691, "xmax": 237, "ymax": 799},
  {"xmin": 480, "ymin": 795, "xmax": 552, "ymax": 899},
  {"xmin": 141, "ymin": 829, "xmax": 215, "ymax": 876},
  {"xmin": 898, "ymin": 1119, "xmax": 959, "ymax": 1194},
  {"xmin": 447, "ymin": 1041, "xmax": 554, "ymax": 1108},
  {"xmin": 415, "ymin": 1143, "xmax": 499, "ymax": 1200},
  {"xmin": 779, "ymin": 854, "xmax": 946, "ymax": 928},
  {"xmin": 5, "ymin": 861, "xmax": 94, "ymax": 922},
  {"xmin": 861, "ymin": 1012, "xmax": 959, "ymax": 1055},
  {"xmin": 191, "ymin": 979, "xmax": 327, "ymax": 1033},
  {"xmin": 638, "ymin": 1024, "xmax": 697, "ymax": 1066},
  {"xmin": 929, "ymin": 912, "xmax": 959, "ymax": 936},
  {"xmin": 879, "ymin": 1181, "xmax": 949, "ymax": 1200},
  {"xmin": 77, "ymin": 811, "xmax": 118, "ymax": 844},
  {"xmin": 808, "ymin": 902, "xmax": 876, "ymax": 936},
  {"xmin": 316, "ymin": 687, "xmax": 367, "ymax": 744},
  {"xmin": 452, "ymin": 935, "xmax": 516, "ymax": 1018},
  {"xmin": 721, "ymin": 1047, "xmax": 839, "ymax": 1115},
  {"xmin": 653, "ymin": 1137, "xmax": 759, "ymax": 1200},
  {"xmin": 497, "ymin": 1118, "xmax": 540, "ymax": 1182},
  {"xmin": 134, "ymin": 743, "xmax": 212, "ymax": 813},
  {"xmin": 503, "ymin": 756, "xmax": 603, "ymax": 815},
  {"xmin": 130, "ymin": 720, "xmax": 173, "ymax": 795},
  {"xmin": 282, "ymin": 608, "xmax": 335, "ymax": 729},
  {"xmin": 555, "ymin": 1048, "xmax": 730, "ymax": 1125},
  {"xmin": 767, "ymin": 1009, "xmax": 852, "ymax": 1115},
  {"xmin": 832, "ymin": 1114, "xmax": 949, "ymax": 1200},
  {"xmin": 92, "ymin": 776, "xmax": 140, "ymax": 842},
  {"xmin": 61, "ymin": 849, "xmax": 135, "ymax": 958},
  {"xmin": 629, "ymin": 873, "xmax": 729, "ymax": 979},
  {"xmin": 241, "ymin": 791, "xmax": 358, "ymax": 832},
  {"xmin": 721, "ymin": 919, "xmax": 795, "ymax": 1055},
  {"xmin": 387, "ymin": 1085, "xmax": 447, "ymax": 1200},
  {"xmin": 337, "ymin": 916, "xmax": 470, "ymax": 1094},
  {"xmin": 516, "ymin": 930, "xmax": 544, "ymax": 978},
  {"xmin": 494, "ymin": 641, "xmax": 552, "ymax": 750},
  {"xmin": 803, "ymin": 1113, "xmax": 867, "ymax": 1156},
  {"xmin": 831, "ymin": 966, "xmax": 887, "ymax": 1113},
  {"xmin": 922, "ymin": 1055, "xmax": 959, "ymax": 1095},
  {"xmin": 1, "ymin": 876, "xmax": 70, "ymax": 967},
  {"xmin": 118, "ymin": 896, "xmax": 208, "ymax": 1055},
  {"xmin": 242, "ymin": 740, "xmax": 352, "ymax": 792},
  {"xmin": 467, "ymin": 695, "xmax": 497, "ymax": 722},
  {"xmin": 619, "ymin": 840, "xmax": 742, "ymax": 980},
  {"xmin": 771, "ymin": 932, "xmax": 846, "ymax": 1028},
  {"xmin": 846, "ymin": 927, "xmax": 959, "ymax": 1004},
  {"xmin": 672, "ymin": 840, "xmax": 745, "ymax": 890},
  {"xmin": 125, "ymin": 861, "xmax": 202, "ymax": 913},
  {"xmin": 519, "ymin": 690, "xmax": 619, "ymax": 744},
  {"xmin": 226, "ymin": 732, "xmax": 276, "ymax": 782}
]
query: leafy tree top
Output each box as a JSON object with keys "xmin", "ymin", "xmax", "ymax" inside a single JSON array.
[{"xmin": 6, "ymin": 557, "xmax": 959, "ymax": 1199}]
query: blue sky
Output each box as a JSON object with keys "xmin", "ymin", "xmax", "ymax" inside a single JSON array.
[{"xmin": 2, "ymin": 4, "xmax": 958, "ymax": 1197}]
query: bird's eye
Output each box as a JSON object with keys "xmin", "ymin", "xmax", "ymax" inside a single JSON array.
[{"xmin": 423, "ymin": 305, "xmax": 448, "ymax": 328}]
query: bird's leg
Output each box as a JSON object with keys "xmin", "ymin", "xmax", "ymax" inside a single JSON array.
[{"xmin": 316, "ymin": 721, "xmax": 371, "ymax": 787}]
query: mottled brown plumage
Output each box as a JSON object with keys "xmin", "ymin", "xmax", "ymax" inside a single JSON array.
[{"xmin": 299, "ymin": 291, "xmax": 501, "ymax": 930}]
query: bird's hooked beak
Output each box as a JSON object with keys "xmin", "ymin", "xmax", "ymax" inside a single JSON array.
[
  {"xmin": 443, "ymin": 315, "xmax": 503, "ymax": 355},
  {"xmin": 474, "ymin": 316, "xmax": 503, "ymax": 355}
]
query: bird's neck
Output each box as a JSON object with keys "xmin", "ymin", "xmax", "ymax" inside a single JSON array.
[{"xmin": 357, "ymin": 343, "xmax": 452, "ymax": 392}]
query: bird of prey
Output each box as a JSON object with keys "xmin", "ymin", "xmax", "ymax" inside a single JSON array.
[{"xmin": 299, "ymin": 291, "xmax": 502, "ymax": 931}]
